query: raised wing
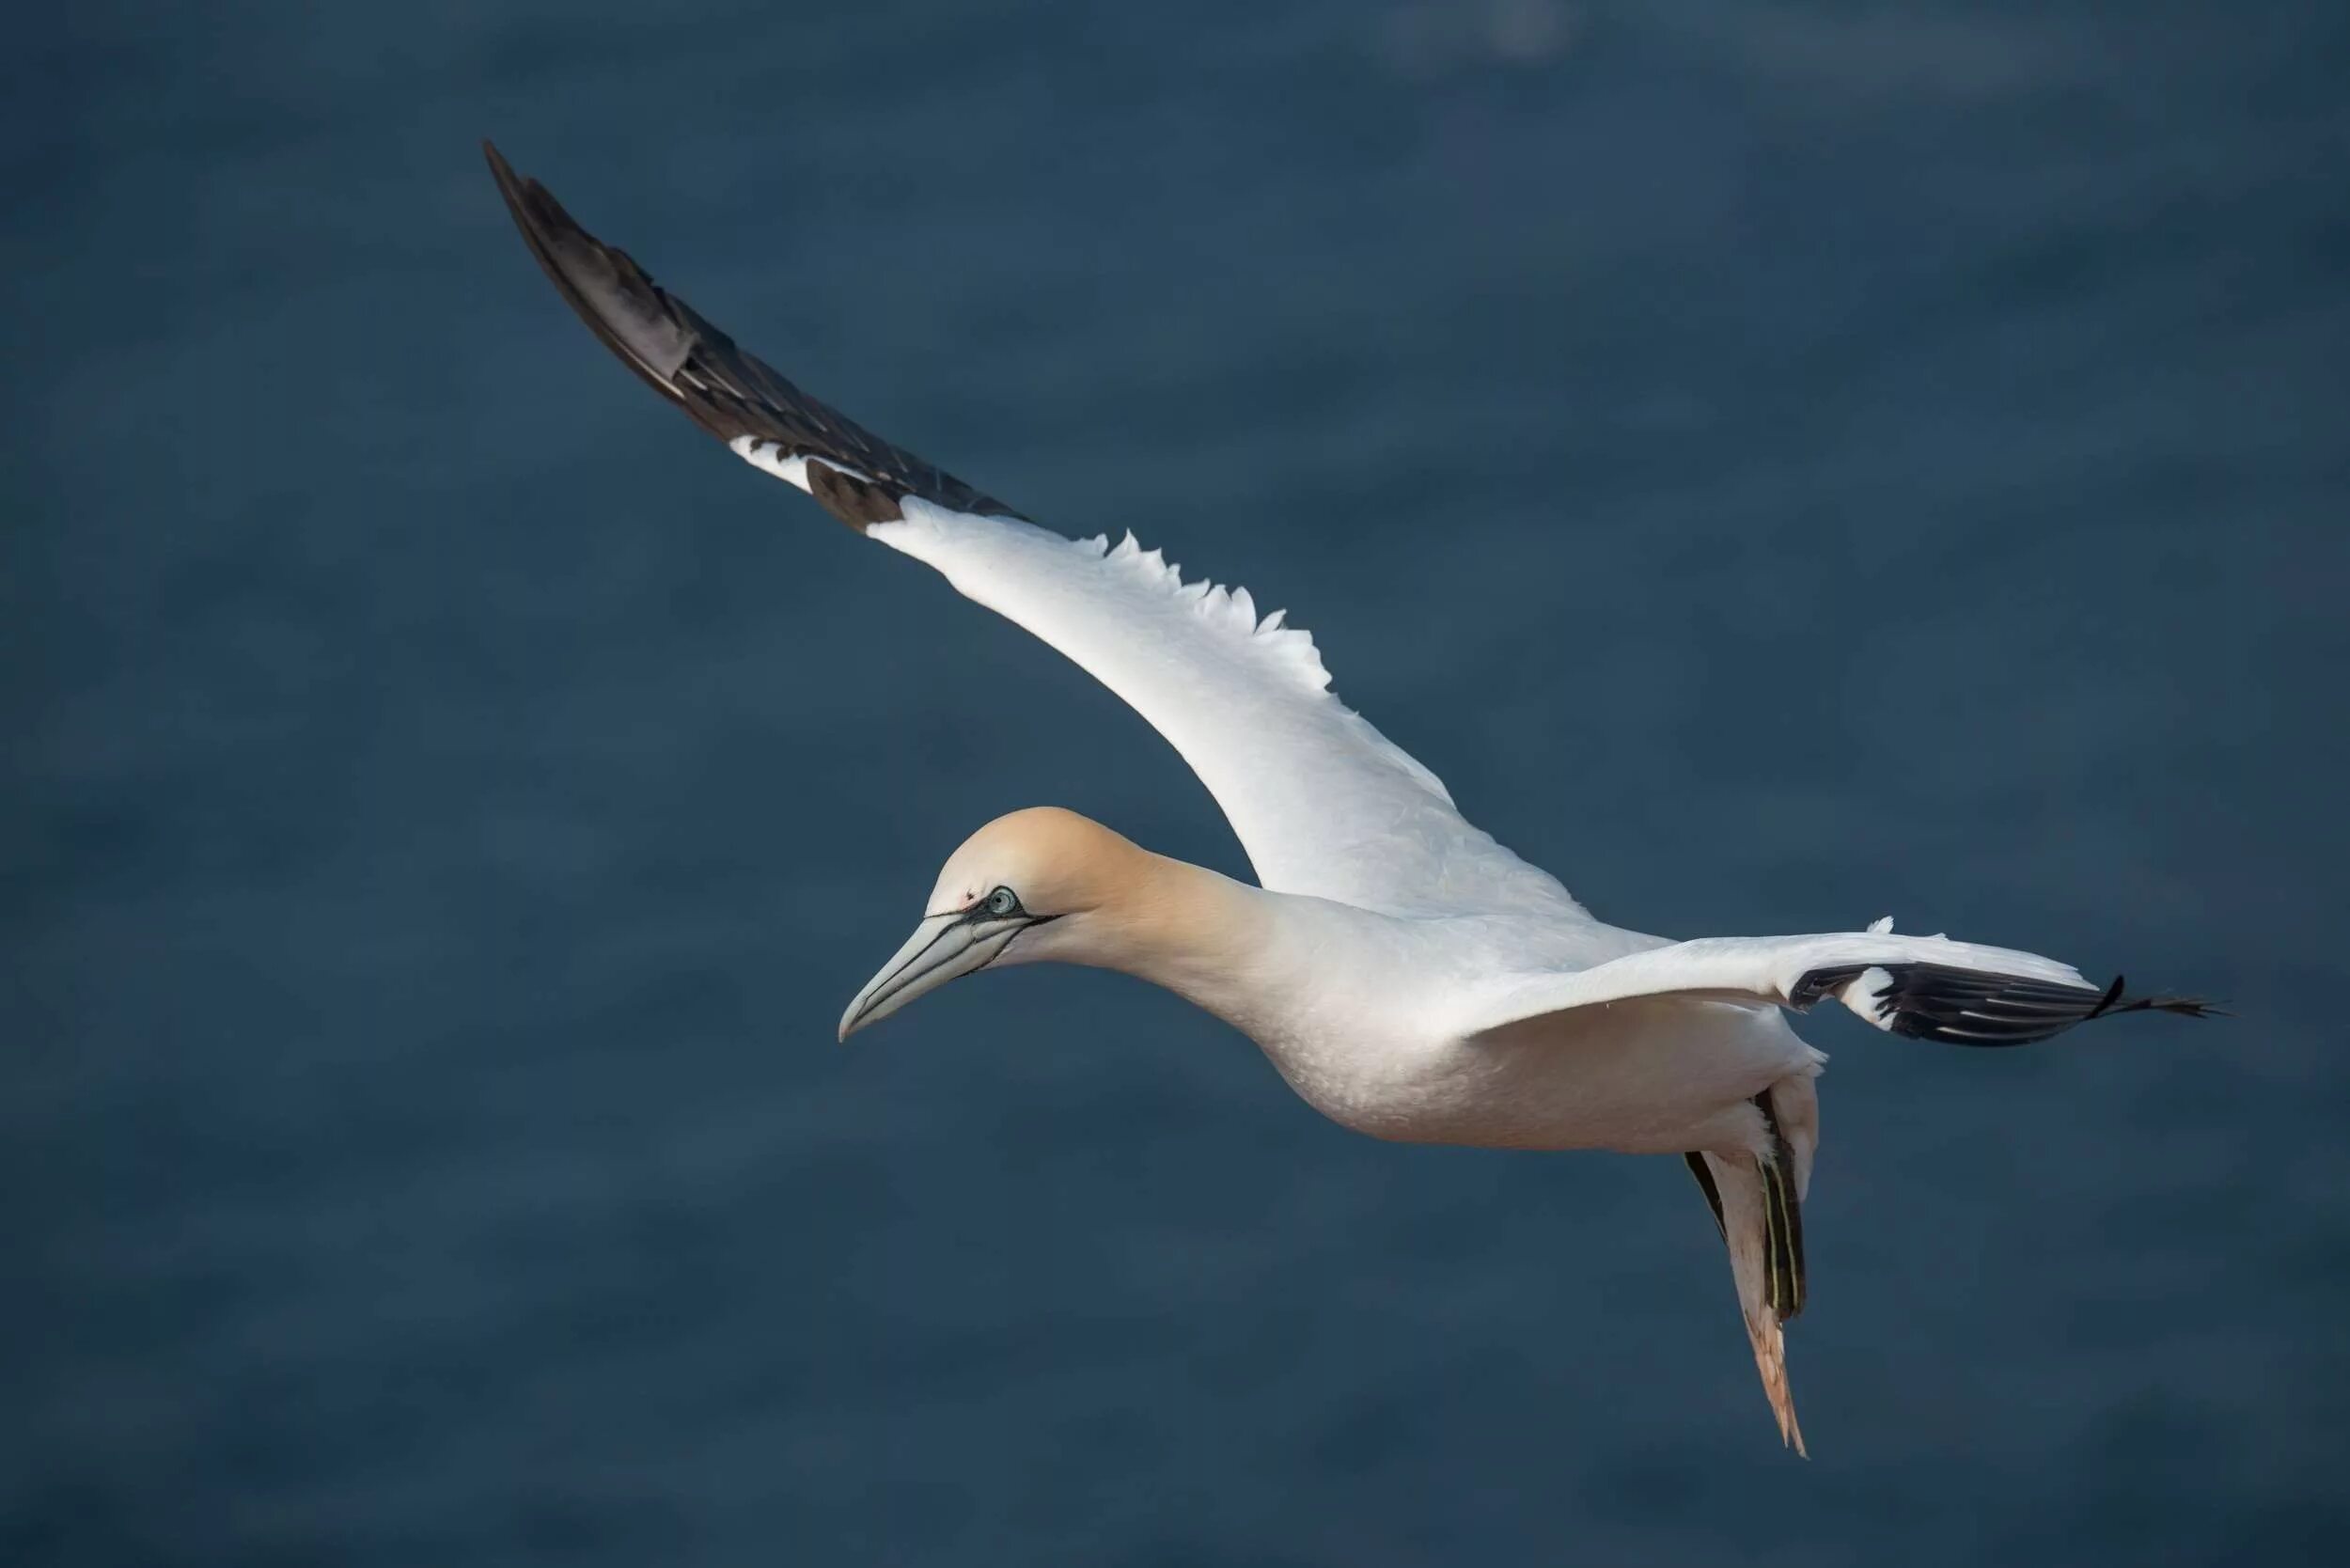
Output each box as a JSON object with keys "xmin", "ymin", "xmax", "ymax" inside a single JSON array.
[
  {"xmin": 1459, "ymin": 926, "xmax": 2214, "ymax": 1046},
  {"xmin": 485, "ymin": 143, "xmax": 1581, "ymax": 918}
]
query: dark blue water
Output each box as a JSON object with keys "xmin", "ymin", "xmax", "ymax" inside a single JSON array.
[{"xmin": 8, "ymin": 3, "xmax": 2347, "ymax": 1562}]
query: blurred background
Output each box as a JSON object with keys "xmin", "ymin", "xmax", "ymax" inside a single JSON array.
[{"xmin": 7, "ymin": 2, "xmax": 2347, "ymax": 1562}]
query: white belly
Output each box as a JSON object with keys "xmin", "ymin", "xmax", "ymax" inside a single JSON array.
[
  {"xmin": 1169, "ymin": 898, "xmax": 1822, "ymax": 1158},
  {"xmin": 1256, "ymin": 996, "xmax": 1819, "ymax": 1155}
]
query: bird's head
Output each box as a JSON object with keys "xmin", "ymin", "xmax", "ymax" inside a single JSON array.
[{"xmin": 837, "ymin": 807, "xmax": 1137, "ymax": 1040}]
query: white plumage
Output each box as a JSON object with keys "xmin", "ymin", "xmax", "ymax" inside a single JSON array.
[{"xmin": 488, "ymin": 142, "xmax": 2210, "ymax": 1455}]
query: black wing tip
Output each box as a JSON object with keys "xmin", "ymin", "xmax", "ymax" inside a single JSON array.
[
  {"xmin": 2099, "ymin": 989, "xmax": 2229, "ymax": 1022},
  {"xmin": 484, "ymin": 137, "xmax": 703, "ymax": 412},
  {"xmin": 2089, "ymin": 973, "xmax": 2229, "ymax": 1020},
  {"xmin": 481, "ymin": 140, "xmax": 1024, "ymax": 533},
  {"xmin": 1794, "ymin": 960, "xmax": 2218, "ymax": 1048}
]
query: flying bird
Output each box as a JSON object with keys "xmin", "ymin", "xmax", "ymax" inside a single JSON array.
[{"xmin": 484, "ymin": 143, "xmax": 2210, "ymax": 1453}]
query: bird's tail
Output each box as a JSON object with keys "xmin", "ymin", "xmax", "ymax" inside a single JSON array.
[{"xmin": 1693, "ymin": 1080, "xmax": 1816, "ymax": 1455}]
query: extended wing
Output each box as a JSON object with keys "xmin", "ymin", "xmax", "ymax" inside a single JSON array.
[
  {"xmin": 1459, "ymin": 927, "xmax": 2213, "ymax": 1045},
  {"xmin": 486, "ymin": 143, "xmax": 1581, "ymax": 919}
]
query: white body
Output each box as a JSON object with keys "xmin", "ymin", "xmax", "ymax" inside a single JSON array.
[{"xmin": 1075, "ymin": 886, "xmax": 1808, "ymax": 1157}]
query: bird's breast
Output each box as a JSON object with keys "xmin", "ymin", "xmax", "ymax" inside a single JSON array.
[{"xmin": 1248, "ymin": 992, "xmax": 1810, "ymax": 1153}]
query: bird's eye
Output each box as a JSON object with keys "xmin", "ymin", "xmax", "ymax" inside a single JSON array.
[{"xmin": 984, "ymin": 886, "xmax": 1020, "ymax": 917}]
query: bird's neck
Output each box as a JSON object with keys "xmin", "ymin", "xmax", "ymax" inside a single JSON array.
[{"xmin": 1083, "ymin": 850, "xmax": 1290, "ymax": 1037}]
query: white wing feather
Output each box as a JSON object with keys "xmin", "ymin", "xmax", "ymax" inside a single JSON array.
[
  {"xmin": 1458, "ymin": 931, "xmax": 2095, "ymax": 1041},
  {"xmin": 871, "ymin": 498, "xmax": 1583, "ymax": 917}
]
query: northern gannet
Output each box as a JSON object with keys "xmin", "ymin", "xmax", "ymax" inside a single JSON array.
[{"xmin": 484, "ymin": 144, "xmax": 2211, "ymax": 1453}]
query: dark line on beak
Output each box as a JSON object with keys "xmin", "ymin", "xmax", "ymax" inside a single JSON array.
[
  {"xmin": 853, "ymin": 912, "xmax": 1060, "ymax": 1031},
  {"xmin": 860, "ymin": 919, "xmax": 967, "ymax": 1012}
]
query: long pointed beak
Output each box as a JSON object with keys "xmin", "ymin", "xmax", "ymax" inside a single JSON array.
[{"xmin": 838, "ymin": 911, "xmax": 1024, "ymax": 1041}]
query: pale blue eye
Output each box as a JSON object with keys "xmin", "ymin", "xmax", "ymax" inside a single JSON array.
[{"xmin": 985, "ymin": 887, "xmax": 1019, "ymax": 917}]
